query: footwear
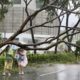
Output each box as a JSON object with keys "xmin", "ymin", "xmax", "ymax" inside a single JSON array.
[
  {"xmin": 19, "ymin": 72, "xmax": 22, "ymax": 74},
  {"xmin": 19, "ymin": 72, "xmax": 24, "ymax": 75},
  {"xmin": 21, "ymin": 72, "xmax": 24, "ymax": 74},
  {"xmin": 2, "ymin": 72, "xmax": 6, "ymax": 76},
  {"xmin": 8, "ymin": 73, "xmax": 11, "ymax": 76}
]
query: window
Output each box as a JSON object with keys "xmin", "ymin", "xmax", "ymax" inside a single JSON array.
[{"xmin": 13, "ymin": 0, "xmax": 21, "ymax": 4}]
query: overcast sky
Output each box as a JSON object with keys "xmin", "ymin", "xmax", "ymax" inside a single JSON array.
[
  {"xmin": 60, "ymin": 14, "xmax": 79, "ymax": 31},
  {"xmin": 61, "ymin": 14, "xmax": 79, "ymax": 26}
]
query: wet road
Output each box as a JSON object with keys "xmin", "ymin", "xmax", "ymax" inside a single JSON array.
[
  {"xmin": 0, "ymin": 64, "xmax": 80, "ymax": 80},
  {"xmin": 39, "ymin": 64, "xmax": 80, "ymax": 80}
]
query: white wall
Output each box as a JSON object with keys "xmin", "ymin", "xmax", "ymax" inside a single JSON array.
[
  {"xmin": 13, "ymin": 0, "xmax": 36, "ymax": 10},
  {"xmin": 18, "ymin": 0, "xmax": 37, "ymax": 10},
  {"xmin": 27, "ymin": 0, "xmax": 36, "ymax": 10}
]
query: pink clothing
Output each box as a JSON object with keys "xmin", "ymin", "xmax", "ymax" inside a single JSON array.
[
  {"xmin": 15, "ymin": 49, "xmax": 28, "ymax": 67},
  {"xmin": 18, "ymin": 56, "xmax": 28, "ymax": 67}
]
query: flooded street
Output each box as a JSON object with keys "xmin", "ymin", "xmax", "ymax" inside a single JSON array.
[{"xmin": 0, "ymin": 64, "xmax": 80, "ymax": 80}]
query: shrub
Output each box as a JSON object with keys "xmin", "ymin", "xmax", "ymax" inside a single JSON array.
[
  {"xmin": 75, "ymin": 40, "xmax": 80, "ymax": 57},
  {"xmin": 28, "ymin": 52, "xmax": 76, "ymax": 64},
  {"xmin": 0, "ymin": 52, "xmax": 77, "ymax": 68}
]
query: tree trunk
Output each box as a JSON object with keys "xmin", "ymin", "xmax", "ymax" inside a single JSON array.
[
  {"xmin": 54, "ymin": 11, "xmax": 62, "ymax": 54},
  {"xmin": 65, "ymin": 12, "xmax": 71, "ymax": 52},
  {"xmin": 30, "ymin": 19, "xmax": 37, "ymax": 54}
]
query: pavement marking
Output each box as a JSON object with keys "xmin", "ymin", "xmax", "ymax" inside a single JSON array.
[{"xmin": 40, "ymin": 69, "xmax": 65, "ymax": 77}]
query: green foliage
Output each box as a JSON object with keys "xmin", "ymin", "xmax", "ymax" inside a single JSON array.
[
  {"xmin": 0, "ymin": 52, "xmax": 77, "ymax": 66},
  {"xmin": 28, "ymin": 52, "xmax": 76, "ymax": 64},
  {"xmin": 37, "ymin": 0, "xmax": 69, "ymax": 12},
  {"xmin": 38, "ymin": 0, "xmax": 80, "ymax": 10},
  {"xmin": 0, "ymin": 56, "xmax": 5, "ymax": 68},
  {"xmin": 0, "ymin": 0, "xmax": 12, "ymax": 21},
  {"xmin": 0, "ymin": 33, "xmax": 2, "ymax": 40},
  {"xmin": 75, "ymin": 40, "xmax": 80, "ymax": 56},
  {"xmin": 0, "ymin": 7, "xmax": 8, "ymax": 20},
  {"xmin": 0, "ymin": 52, "xmax": 78, "ymax": 72},
  {"xmin": 0, "ymin": 33, "xmax": 2, "ymax": 43},
  {"xmin": 76, "ymin": 40, "xmax": 80, "ymax": 46},
  {"xmin": 37, "ymin": 0, "xmax": 80, "ymax": 21},
  {"xmin": 0, "ymin": 0, "xmax": 11, "ymax": 4}
]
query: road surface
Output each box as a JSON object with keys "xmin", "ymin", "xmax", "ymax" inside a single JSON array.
[{"xmin": 0, "ymin": 64, "xmax": 80, "ymax": 80}]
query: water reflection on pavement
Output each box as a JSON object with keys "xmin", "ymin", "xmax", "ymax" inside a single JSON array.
[
  {"xmin": 1, "ymin": 64, "xmax": 80, "ymax": 80},
  {"xmin": 39, "ymin": 64, "xmax": 80, "ymax": 80},
  {"xmin": 1, "ymin": 74, "xmax": 37, "ymax": 80},
  {"xmin": 1, "ymin": 70, "xmax": 38, "ymax": 80}
]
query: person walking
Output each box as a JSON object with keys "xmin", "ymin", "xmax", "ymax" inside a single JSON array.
[
  {"xmin": 3, "ymin": 45, "xmax": 14, "ymax": 76},
  {"xmin": 15, "ymin": 48, "xmax": 28, "ymax": 74}
]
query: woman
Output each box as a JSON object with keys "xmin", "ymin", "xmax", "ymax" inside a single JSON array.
[{"xmin": 15, "ymin": 48, "xmax": 28, "ymax": 74}]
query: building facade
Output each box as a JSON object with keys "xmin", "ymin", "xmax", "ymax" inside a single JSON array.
[{"xmin": 0, "ymin": 0, "xmax": 59, "ymax": 46}]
